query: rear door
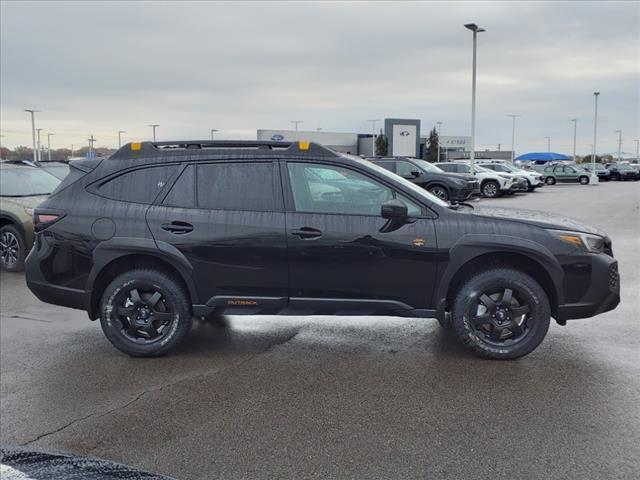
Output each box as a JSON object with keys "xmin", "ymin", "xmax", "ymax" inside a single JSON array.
[
  {"xmin": 146, "ymin": 161, "xmax": 288, "ymax": 310},
  {"xmin": 282, "ymin": 160, "xmax": 439, "ymax": 313}
]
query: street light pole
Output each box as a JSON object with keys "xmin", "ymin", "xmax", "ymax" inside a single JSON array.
[
  {"xmin": 464, "ymin": 23, "xmax": 485, "ymax": 173},
  {"xmin": 290, "ymin": 120, "xmax": 303, "ymax": 131},
  {"xmin": 47, "ymin": 133, "xmax": 54, "ymax": 161},
  {"xmin": 635, "ymin": 139, "xmax": 639, "ymax": 163},
  {"xmin": 507, "ymin": 114, "xmax": 520, "ymax": 164},
  {"xmin": 36, "ymin": 128, "xmax": 43, "ymax": 163},
  {"xmin": 24, "ymin": 109, "xmax": 40, "ymax": 165},
  {"xmin": 367, "ymin": 119, "xmax": 381, "ymax": 156},
  {"xmin": 149, "ymin": 124, "xmax": 159, "ymax": 142},
  {"xmin": 88, "ymin": 135, "xmax": 96, "ymax": 159},
  {"xmin": 118, "ymin": 130, "xmax": 126, "ymax": 148},
  {"xmin": 545, "ymin": 136, "xmax": 551, "ymax": 153},
  {"xmin": 436, "ymin": 121, "xmax": 442, "ymax": 162},
  {"xmin": 210, "ymin": 129, "xmax": 218, "ymax": 141},
  {"xmin": 570, "ymin": 119, "xmax": 577, "ymax": 163},
  {"xmin": 614, "ymin": 130, "xmax": 622, "ymax": 162},
  {"xmin": 591, "ymin": 92, "xmax": 600, "ymax": 185}
]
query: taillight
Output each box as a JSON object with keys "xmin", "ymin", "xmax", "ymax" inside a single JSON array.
[{"xmin": 33, "ymin": 210, "xmax": 65, "ymax": 232}]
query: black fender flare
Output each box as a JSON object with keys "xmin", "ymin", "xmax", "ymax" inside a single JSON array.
[
  {"xmin": 85, "ymin": 237, "xmax": 198, "ymax": 317},
  {"xmin": 435, "ymin": 233, "xmax": 564, "ymax": 310}
]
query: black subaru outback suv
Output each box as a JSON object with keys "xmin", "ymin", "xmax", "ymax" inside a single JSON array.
[
  {"xmin": 26, "ymin": 141, "xmax": 620, "ymax": 359},
  {"xmin": 369, "ymin": 157, "xmax": 479, "ymax": 202}
]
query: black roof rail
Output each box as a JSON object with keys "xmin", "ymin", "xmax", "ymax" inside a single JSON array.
[{"xmin": 109, "ymin": 140, "xmax": 339, "ymax": 159}]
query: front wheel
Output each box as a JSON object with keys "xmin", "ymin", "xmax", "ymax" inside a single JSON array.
[
  {"xmin": 545, "ymin": 176, "xmax": 556, "ymax": 185},
  {"xmin": 481, "ymin": 181, "xmax": 501, "ymax": 198},
  {"xmin": 100, "ymin": 269, "xmax": 193, "ymax": 356},
  {"xmin": 579, "ymin": 176, "xmax": 590, "ymax": 185},
  {"xmin": 0, "ymin": 225, "xmax": 26, "ymax": 272},
  {"xmin": 450, "ymin": 268, "xmax": 550, "ymax": 360},
  {"xmin": 428, "ymin": 185, "xmax": 449, "ymax": 201}
]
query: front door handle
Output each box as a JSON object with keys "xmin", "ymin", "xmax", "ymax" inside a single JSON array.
[
  {"xmin": 291, "ymin": 227, "xmax": 322, "ymax": 239},
  {"xmin": 161, "ymin": 221, "xmax": 193, "ymax": 234}
]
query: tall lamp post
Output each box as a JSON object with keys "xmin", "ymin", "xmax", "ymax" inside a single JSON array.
[
  {"xmin": 464, "ymin": 23, "xmax": 485, "ymax": 173},
  {"xmin": 570, "ymin": 119, "xmax": 577, "ymax": 163},
  {"xmin": 436, "ymin": 121, "xmax": 442, "ymax": 162},
  {"xmin": 590, "ymin": 92, "xmax": 600, "ymax": 185},
  {"xmin": 507, "ymin": 114, "xmax": 520, "ymax": 163},
  {"xmin": 149, "ymin": 124, "xmax": 159, "ymax": 142},
  {"xmin": 290, "ymin": 120, "xmax": 303, "ymax": 131},
  {"xmin": 47, "ymin": 133, "xmax": 55, "ymax": 161},
  {"xmin": 24, "ymin": 109, "xmax": 40, "ymax": 165},
  {"xmin": 368, "ymin": 119, "xmax": 381, "ymax": 156},
  {"xmin": 634, "ymin": 139, "xmax": 639, "ymax": 163},
  {"xmin": 614, "ymin": 130, "xmax": 622, "ymax": 162},
  {"xmin": 210, "ymin": 129, "xmax": 218, "ymax": 141},
  {"xmin": 118, "ymin": 130, "xmax": 126, "ymax": 148},
  {"xmin": 545, "ymin": 136, "xmax": 551, "ymax": 154},
  {"xmin": 36, "ymin": 128, "xmax": 44, "ymax": 163}
]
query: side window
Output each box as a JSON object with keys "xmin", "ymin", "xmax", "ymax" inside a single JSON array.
[
  {"xmin": 564, "ymin": 166, "xmax": 576, "ymax": 173},
  {"xmin": 396, "ymin": 160, "xmax": 419, "ymax": 177},
  {"xmin": 438, "ymin": 164, "xmax": 453, "ymax": 173},
  {"xmin": 197, "ymin": 162, "xmax": 275, "ymax": 211},
  {"xmin": 163, "ymin": 165, "xmax": 195, "ymax": 208},
  {"xmin": 375, "ymin": 161, "xmax": 396, "ymax": 173},
  {"xmin": 97, "ymin": 165, "xmax": 177, "ymax": 204},
  {"xmin": 554, "ymin": 165, "xmax": 564, "ymax": 173},
  {"xmin": 287, "ymin": 162, "xmax": 394, "ymax": 215},
  {"xmin": 397, "ymin": 193, "xmax": 422, "ymax": 216},
  {"xmin": 457, "ymin": 164, "xmax": 470, "ymax": 174}
]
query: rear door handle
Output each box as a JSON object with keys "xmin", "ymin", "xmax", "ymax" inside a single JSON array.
[
  {"xmin": 291, "ymin": 227, "xmax": 322, "ymax": 239},
  {"xmin": 161, "ymin": 221, "xmax": 194, "ymax": 234}
]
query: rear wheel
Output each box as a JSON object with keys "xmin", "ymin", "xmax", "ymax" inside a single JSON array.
[
  {"xmin": 481, "ymin": 180, "xmax": 501, "ymax": 198},
  {"xmin": 579, "ymin": 176, "xmax": 590, "ymax": 185},
  {"xmin": 545, "ymin": 176, "xmax": 556, "ymax": 185},
  {"xmin": 0, "ymin": 225, "xmax": 26, "ymax": 272},
  {"xmin": 100, "ymin": 269, "xmax": 192, "ymax": 356},
  {"xmin": 428, "ymin": 185, "xmax": 449, "ymax": 201},
  {"xmin": 450, "ymin": 268, "xmax": 550, "ymax": 360}
]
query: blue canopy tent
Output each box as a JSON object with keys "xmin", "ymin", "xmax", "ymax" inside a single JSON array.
[{"xmin": 515, "ymin": 152, "xmax": 571, "ymax": 162}]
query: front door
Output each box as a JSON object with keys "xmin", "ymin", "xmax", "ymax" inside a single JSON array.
[
  {"xmin": 146, "ymin": 161, "xmax": 288, "ymax": 311},
  {"xmin": 282, "ymin": 160, "xmax": 439, "ymax": 314}
]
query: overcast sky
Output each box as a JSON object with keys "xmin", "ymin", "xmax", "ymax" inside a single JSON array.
[{"xmin": 1, "ymin": 1, "xmax": 639, "ymax": 156}]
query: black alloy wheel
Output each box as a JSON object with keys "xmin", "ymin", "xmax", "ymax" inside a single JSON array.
[
  {"xmin": 100, "ymin": 269, "xmax": 192, "ymax": 356},
  {"xmin": 0, "ymin": 225, "xmax": 26, "ymax": 272},
  {"xmin": 451, "ymin": 268, "xmax": 550, "ymax": 359},
  {"xmin": 428, "ymin": 185, "xmax": 449, "ymax": 201}
]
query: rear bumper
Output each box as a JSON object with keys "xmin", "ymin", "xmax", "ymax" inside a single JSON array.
[{"xmin": 556, "ymin": 255, "xmax": 620, "ymax": 321}]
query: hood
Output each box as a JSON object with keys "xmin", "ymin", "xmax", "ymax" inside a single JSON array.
[
  {"xmin": 1, "ymin": 195, "xmax": 49, "ymax": 209},
  {"xmin": 471, "ymin": 206, "xmax": 606, "ymax": 236}
]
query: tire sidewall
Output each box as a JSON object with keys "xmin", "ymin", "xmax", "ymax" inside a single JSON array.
[
  {"xmin": 451, "ymin": 269, "xmax": 551, "ymax": 360},
  {"xmin": 0, "ymin": 225, "xmax": 26, "ymax": 272},
  {"xmin": 100, "ymin": 270, "xmax": 192, "ymax": 356},
  {"xmin": 428, "ymin": 185, "xmax": 449, "ymax": 201},
  {"xmin": 545, "ymin": 176, "xmax": 556, "ymax": 185},
  {"xmin": 579, "ymin": 176, "xmax": 589, "ymax": 185},
  {"xmin": 482, "ymin": 181, "xmax": 500, "ymax": 198}
]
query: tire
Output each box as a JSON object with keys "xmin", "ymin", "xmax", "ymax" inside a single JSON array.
[
  {"xmin": 450, "ymin": 268, "xmax": 550, "ymax": 360},
  {"xmin": 100, "ymin": 269, "xmax": 193, "ymax": 357},
  {"xmin": 428, "ymin": 185, "xmax": 449, "ymax": 201},
  {"xmin": 0, "ymin": 225, "xmax": 26, "ymax": 272},
  {"xmin": 481, "ymin": 180, "xmax": 501, "ymax": 198},
  {"xmin": 579, "ymin": 176, "xmax": 590, "ymax": 185},
  {"xmin": 545, "ymin": 176, "xmax": 556, "ymax": 185}
]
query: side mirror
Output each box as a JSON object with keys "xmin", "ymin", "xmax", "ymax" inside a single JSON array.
[
  {"xmin": 381, "ymin": 199, "xmax": 408, "ymax": 219},
  {"xmin": 410, "ymin": 170, "xmax": 421, "ymax": 178}
]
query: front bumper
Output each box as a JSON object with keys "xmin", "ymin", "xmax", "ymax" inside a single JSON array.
[
  {"xmin": 510, "ymin": 179, "xmax": 529, "ymax": 192},
  {"xmin": 450, "ymin": 181, "xmax": 479, "ymax": 201},
  {"xmin": 556, "ymin": 254, "xmax": 620, "ymax": 321}
]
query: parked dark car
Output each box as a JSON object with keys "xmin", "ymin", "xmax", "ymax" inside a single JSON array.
[
  {"xmin": 607, "ymin": 163, "xmax": 640, "ymax": 181},
  {"xmin": 370, "ymin": 157, "xmax": 478, "ymax": 202},
  {"xmin": 26, "ymin": 141, "xmax": 620, "ymax": 360},
  {"xmin": 582, "ymin": 164, "xmax": 612, "ymax": 181}
]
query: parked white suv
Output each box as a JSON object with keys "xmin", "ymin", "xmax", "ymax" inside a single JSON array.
[
  {"xmin": 477, "ymin": 160, "xmax": 545, "ymax": 192},
  {"xmin": 438, "ymin": 162, "xmax": 517, "ymax": 198}
]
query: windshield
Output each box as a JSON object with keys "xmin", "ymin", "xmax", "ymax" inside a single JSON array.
[
  {"xmin": 0, "ymin": 167, "xmax": 61, "ymax": 196},
  {"xmin": 411, "ymin": 159, "xmax": 445, "ymax": 174},
  {"xmin": 346, "ymin": 155, "xmax": 449, "ymax": 208},
  {"xmin": 42, "ymin": 163, "xmax": 70, "ymax": 180}
]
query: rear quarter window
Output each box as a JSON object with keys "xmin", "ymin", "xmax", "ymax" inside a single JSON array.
[{"xmin": 96, "ymin": 164, "xmax": 178, "ymax": 204}]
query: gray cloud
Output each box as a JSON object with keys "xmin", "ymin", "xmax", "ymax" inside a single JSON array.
[{"xmin": 1, "ymin": 1, "xmax": 638, "ymax": 156}]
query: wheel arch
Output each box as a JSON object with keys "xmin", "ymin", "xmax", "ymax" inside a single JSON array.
[
  {"xmin": 86, "ymin": 239, "xmax": 197, "ymax": 320},
  {"xmin": 0, "ymin": 211, "xmax": 27, "ymax": 240},
  {"xmin": 435, "ymin": 235, "xmax": 564, "ymax": 321}
]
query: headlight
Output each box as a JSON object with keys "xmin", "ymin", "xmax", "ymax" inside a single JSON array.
[{"xmin": 548, "ymin": 229, "xmax": 605, "ymax": 253}]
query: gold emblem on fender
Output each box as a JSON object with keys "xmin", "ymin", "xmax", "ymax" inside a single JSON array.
[{"xmin": 412, "ymin": 238, "xmax": 426, "ymax": 247}]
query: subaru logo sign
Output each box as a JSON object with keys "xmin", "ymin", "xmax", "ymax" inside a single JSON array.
[
  {"xmin": 271, "ymin": 134, "xmax": 284, "ymax": 141},
  {"xmin": 399, "ymin": 131, "xmax": 410, "ymax": 136}
]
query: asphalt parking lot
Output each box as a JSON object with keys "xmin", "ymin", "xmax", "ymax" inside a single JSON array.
[{"xmin": 1, "ymin": 181, "xmax": 639, "ymax": 480}]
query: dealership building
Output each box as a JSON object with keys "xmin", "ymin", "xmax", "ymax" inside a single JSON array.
[{"xmin": 258, "ymin": 118, "xmax": 511, "ymax": 161}]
